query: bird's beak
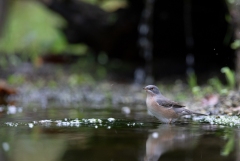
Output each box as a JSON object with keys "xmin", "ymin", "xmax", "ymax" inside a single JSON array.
[{"xmin": 143, "ymin": 87, "xmax": 147, "ymax": 90}]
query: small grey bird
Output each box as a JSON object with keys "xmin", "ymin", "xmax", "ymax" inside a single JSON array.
[{"xmin": 143, "ymin": 85, "xmax": 207, "ymax": 123}]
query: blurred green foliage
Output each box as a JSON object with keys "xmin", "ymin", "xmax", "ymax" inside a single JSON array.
[
  {"xmin": 0, "ymin": 0, "xmax": 66, "ymax": 58},
  {"xmin": 82, "ymin": 0, "xmax": 127, "ymax": 12},
  {"xmin": 0, "ymin": 0, "xmax": 88, "ymax": 64},
  {"xmin": 187, "ymin": 67, "xmax": 235, "ymax": 97},
  {"xmin": 208, "ymin": 77, "xmax": 228, "ymax": 94},
  {"xmin": 7, "ymin": 74, "xmax": 25, "ymax": 85},
  {"xmin": 221, "ymin": 130, "xmax": 234, "ymax": 156},
  {"xmin": 68, "ymin": 74, "xmax": 95, "ymax": 86},
  {"xmin": 187, "ymin": 72, "xmax": 198, "ymax": 89},
  {"xmin": 208, "ymin": 77, "xmax": 223, "ymax": 93},
  {"xmin": 0, "ymin": 0, "xmax": 127, "ymax": 66},
  {"xmin": 221, "ymin": 67, "xmax": 235, "ymax": 89},
  {"xmin": 231, "ymin": 40, "xmax": 240, "ymax": 49}
]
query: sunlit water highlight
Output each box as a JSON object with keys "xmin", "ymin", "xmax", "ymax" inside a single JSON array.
[{"xmin": 5, "ymin": 118, "xmax": 144, "ymax": 129}]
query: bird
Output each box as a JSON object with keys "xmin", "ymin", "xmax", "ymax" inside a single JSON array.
[{"xmin": 143, "ymin": 85, "xmax": 207, "ymax": 123}]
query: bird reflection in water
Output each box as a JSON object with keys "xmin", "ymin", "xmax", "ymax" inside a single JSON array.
[{"xmin": 145, "ymin": 125, "xmax": 200, "ymax": 161}]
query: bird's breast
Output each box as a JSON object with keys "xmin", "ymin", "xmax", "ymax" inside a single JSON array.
[
  {"xmin": 146, "ymin": 96, "xmax": 150, "ymax": 107},
  {"xmin": 146, "ymin": 96, "xmax": 160, "ymax": 109}
]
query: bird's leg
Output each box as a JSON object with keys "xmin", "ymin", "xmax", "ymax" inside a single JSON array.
[{"xmin": 168, "ymin": 119, "xmax": 172, "ymax": 124}]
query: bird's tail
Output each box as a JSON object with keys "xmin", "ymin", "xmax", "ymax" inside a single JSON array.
[
  {"xmin": 189, "ymin": 110, "xmax": 208, "ymax": 116},
  {"xmin": 174, "ymin": 108, "xmax": 208, "ymax": 116}
]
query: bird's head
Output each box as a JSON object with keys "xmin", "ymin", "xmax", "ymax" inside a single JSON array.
[{"xmin": 143, "ymin": 85, "xmax": 161, "ymax": 96}]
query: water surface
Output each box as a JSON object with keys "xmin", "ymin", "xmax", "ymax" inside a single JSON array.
[{"xmin": 0, "ymin": 106, "xmax": 239, "ymax": 161}]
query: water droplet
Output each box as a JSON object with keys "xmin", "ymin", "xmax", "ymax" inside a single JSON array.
[
  {"xmin": 139, "ymin": 24, "xmax": 149, "ymax": 35},
  {"xmin": 28, "ymin": 123, "xmax": 34, "ymax": 128},
  {"xmin": 186, "ymin": 54, "xmax": 194, "ymax": 65},
  {"xmin": 7, "ymin": 105, "xmax": 17, "ymax": 114},
  {"xmin": 121, "ymin": 106, "xmax": 131, "ymax": 114},
  {"xmin": 2, "ymin": 142, "xmax": 9, "ymax": 151},
  {"xmin": 88, "ymin": 118, "xmax": 97, "ymax": 123},
  {"xmin": 152, "ymin": 132, "xmax": 159, "ymax": 138},
  {"xmin": 108, "ymin": 118, "xmax": 115, "ymax": 122}
]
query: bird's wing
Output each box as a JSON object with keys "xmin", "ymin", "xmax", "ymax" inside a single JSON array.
[{"xmin": 156, "ymin": 97, "xmax": 185, "ymax": 108}]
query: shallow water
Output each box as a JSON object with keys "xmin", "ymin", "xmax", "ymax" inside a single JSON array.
[{"xmin": 0, "ymin": 106, "xmax": 239, "ymax": 161}]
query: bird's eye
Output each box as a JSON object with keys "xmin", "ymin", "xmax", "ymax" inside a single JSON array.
[{"xmin": 150, "ymin": 88, "xmax": 153, "ymax": 90}]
